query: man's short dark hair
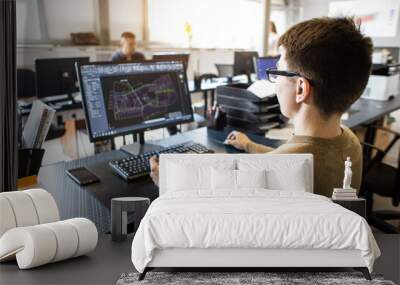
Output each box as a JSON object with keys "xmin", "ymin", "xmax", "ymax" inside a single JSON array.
[
  {"xmin": 278, "ymin": 17, "xmax": 373, "ymax": 117},
  {"xmin": 120, "ymin": 32, "xmax": 136, "ymax": 40}
]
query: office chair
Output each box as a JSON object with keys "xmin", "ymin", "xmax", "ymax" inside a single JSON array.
[
  {"xmin": 17, "ymin": 68, "xmax": 36, "ymax": 98},
  {"xmin": 360, "ymin": 125, "xmax": 400, "ymax": 233},
  {"xmin": 197, "ymin": 73, "xmax": 218, "ymax": 117}
]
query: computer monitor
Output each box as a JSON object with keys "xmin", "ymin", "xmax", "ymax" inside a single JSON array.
[
  {"xmin": 17, "ymin": 68, "xmax": 36, "ymax": 99},
  {"xmin": 233, "ymin": 51, "xmax": 259, "ymax": 77},
  {"xmin": 254, "ymin": 56, "xmax": 280, "ymax": 80},
  {"xmin": 35, "ymin": 57, "xmax": 90, "ymax": 99},
  {"xmin": 152, "ymin": 53, "xmax": 190, "ymax": 72},
  {"xmin": 76, "ymin": 60, "xmax": 194, "ymax": 143}
]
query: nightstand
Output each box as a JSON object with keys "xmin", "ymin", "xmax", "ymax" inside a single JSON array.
[{"xmin": 331, "ymin": 198, "xmax": 366, "ymax": 218}]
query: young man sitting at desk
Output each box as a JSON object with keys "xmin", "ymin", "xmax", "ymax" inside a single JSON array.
[
  {"xmin": 111, "ymin": 32, "xmax": 145, "ymax": 62},
  {"xmin": 149, "ymin": 17, "xmax": 373, "ymax": 198}
]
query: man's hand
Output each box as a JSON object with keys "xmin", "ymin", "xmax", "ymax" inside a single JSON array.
[
  {"xmin": 149, "ymin": 156, "xmax": 159, "ymax": 186},
  {"xmin": 225, "ymin": 131, "xmax": 252, "ymax": 151}
]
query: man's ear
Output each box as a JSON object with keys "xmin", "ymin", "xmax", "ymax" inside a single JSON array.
[{"xmin": 295, "ymin": 77, "xmax": 312, "ymax": 103}]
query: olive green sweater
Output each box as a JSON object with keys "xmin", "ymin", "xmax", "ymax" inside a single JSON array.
[{"xmin": 245, "ymin": 126, "xmax": 362, "ymax": 197}]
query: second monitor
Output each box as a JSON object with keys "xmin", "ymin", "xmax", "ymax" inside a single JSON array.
[
  {"xmin": 152, "ymin": 53, "xmax": 190, "ymax": 72},
  {"xmin": 233, "ymin": 51, "xmax": 259, "ymax": 77},
  {"xmin": 35, "ymin": 57, "xmax": 90, "ymax": 101},
  {"xmin": 254, "ymin": 56, "xmax": 280, "ymax": 80},
  {"xmin": 76, "ymin": 60, "xmax": 193, "ymax": 144}
]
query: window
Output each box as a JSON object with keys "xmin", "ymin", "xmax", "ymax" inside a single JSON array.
[
  {"xmin": 17, "ymin": 0, "xmax": 98, "ymax": 44},
  {"xmin": 148, "ymin": 0, "xmax": 263, "ymax": 50},
  {"xmin": 43, "ymin": 0, "xmax": 97, "ymax": 40},
  {"xmin": 109, "ymin": 0, "xmax": 143, "ymax": 41},
  {"xmin": 17, "ymin": 0, "xmax": 42, "ymax": 43}
]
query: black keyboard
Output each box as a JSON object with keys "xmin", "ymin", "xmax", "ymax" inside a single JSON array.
[{"xmin": 109, "ymin": 142, "xmax": 212, "ymax": 180}]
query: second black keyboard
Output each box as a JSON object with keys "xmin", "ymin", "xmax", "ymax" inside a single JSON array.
[{"xmin": 109, "ymin": 142, "xmax": 212, "ymax": 180}]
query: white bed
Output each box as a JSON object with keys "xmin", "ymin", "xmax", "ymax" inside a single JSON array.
[{"xmin": 131, "ymin": 154, "xmax": 380, "ymax": 280}]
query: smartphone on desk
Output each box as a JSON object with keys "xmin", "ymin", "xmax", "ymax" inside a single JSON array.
[{"xmin": 66, "ymin": 166, "xmax": 100, "ymax": 185}]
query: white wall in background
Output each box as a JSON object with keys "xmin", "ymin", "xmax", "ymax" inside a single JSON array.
[
  {"xmin": 109, "ymin": 0, "xmax": 143, "ymax": 41},
  {"xmin": 148, "ymin": 0, "xmax": 263, "ymax": 50},
  {"xmin": 271, "ymin": 10, "xmax": 287, "ymax": 36},
  {"xmin": 43, "ymin": 0, "xmax": 97, "ymax": 40},
  {"xmin": 329, "ymin": 0, "xmax": 400, "ymax": 47},
  {"xmin": 300, "ymin": 0, "xmax": 331, "ymax": 21},
  {"xmin": 16, "ymin": 0, "xmax": 42, "ymax": 42},
  {"xmin": 300, "ymin": 0, "xmax": 400, "ymax": 47}
]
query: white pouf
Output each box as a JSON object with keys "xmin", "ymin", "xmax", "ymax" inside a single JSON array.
[
  {"xmin": 0, "ymin": 189, "xmax": 98, "ymax": 269},
  {"xmin": 0, "ymin": 218, "xmax": 98, "ymax": 269}
]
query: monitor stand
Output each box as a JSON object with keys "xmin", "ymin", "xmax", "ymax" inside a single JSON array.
[
  {"xmin": 120, "ymin": 132, "xmax": 191, "ymax": 156},
  {"xmin": 67, "ymin": 93, "xmax": 77, "ymax": 104},
  {"xmin": 120, "ymin": 132, "xmax": 163, "ymax": 156},
  {"xmin": 42, "ymin": 93, "xmax": 77, "ymax": 108},
  {"xmin": 246, "ymin": 73, "xmax": 252, "ymax": 84}
]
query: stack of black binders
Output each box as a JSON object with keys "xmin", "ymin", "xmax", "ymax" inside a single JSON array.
[{"xmin": 216, "ymin": 83, "xmax": 286, "ymax": 134}]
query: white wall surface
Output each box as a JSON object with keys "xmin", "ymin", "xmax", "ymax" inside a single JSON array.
[
  {"xmin": 109, "ymin": 0, "xmax": 143, "ymax": 41},
  {"xmin": 43, "ymin": 0, "xmax": 98, "ymax": 40},
  {"xmin": 300, "ymin": 0, "xmax": 331, "ymax": 20},
  {"xmin": 16, "ymin": 0, "xmax": 42, "ymax": 42},
  {"xmin": 299, "ymin": 0, "xmax": 400, "ymax": 47},
  {"xmin": 17, "ymin": 0, "xmax": 299, "ymax": 49},
  {"xmin": 148, "ymin": 0, "xmax": 263, "ymax": 50}
]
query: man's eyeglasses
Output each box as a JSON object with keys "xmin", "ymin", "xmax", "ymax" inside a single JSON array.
[{"xmin": 265, "ymin": 67, "xmax": 313, "ymax": 84}]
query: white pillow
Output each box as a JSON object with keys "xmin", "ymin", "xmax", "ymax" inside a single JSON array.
[
  {"xmin": 238, "ymin": 158, "xmax": 309, "ymax": 191},
  {"xmin": 168, "ymin": 163, "xmax": 210, "ymax": 191},
  {"xmin": 166, "ymin": 160, "xmax": 235, "ymax": 192},
  {"xmin": 211, "ymin": 169, "xmax": 236, "ymax": 190},
  {"xmin": 265, "ymin": 161, "xmax": 307, "ymax": 191},
  {"xmin": 236, "ymin": 169, "xmax": 267, "ymax": 189},
  {"xmin": 211, "ymin": 169, "xmax": 267, "ymax": 191}
]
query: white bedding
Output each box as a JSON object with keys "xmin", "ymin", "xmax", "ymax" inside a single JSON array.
[{"xmin": 131, "ymin": 190, "xmax": 380, "ymax": 273}]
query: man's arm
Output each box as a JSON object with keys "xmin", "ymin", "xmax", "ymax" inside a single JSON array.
[
  {"xmin": 245, "ymin": 141, "xmax": 275, "ymax": 153},
  {"xmin": 149, "ymin": 156, "xmax": 159, "ymax": 186},
  {"xmin": 226, "ymin": 131, "xmax": 275, "ymax": 153}
]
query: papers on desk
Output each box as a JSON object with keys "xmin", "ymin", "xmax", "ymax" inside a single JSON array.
[
  {"xmin": 73, "ymin": 92, "xmax": 82, "ymax": 102},
  {"xmin": 22, "ymin": 100, "xmax": 55, "ymax": 149},
  {"xmin": 247, "ymin": 80, "xmax": 276, "ymax": 99}
]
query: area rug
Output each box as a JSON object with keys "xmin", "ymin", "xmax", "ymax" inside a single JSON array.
[{"xmin": 116, "ymin": 271, "xmax": 395, "ymax": 285}]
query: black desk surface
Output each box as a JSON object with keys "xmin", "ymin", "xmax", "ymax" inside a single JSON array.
[
  {"xmin": 38, "ymin": 128, "xmax": 283, "ymax": 233},
  {"xmin": 38, "ymin": 96, "xmax": 400, "ymax": 233},
  {"xmin": 19, "ymin": 97, "xmax": 83, "ymax": 116},
  {"xmin": 343, "ymin": 96, "xmax": 400, "ymax": 129}
]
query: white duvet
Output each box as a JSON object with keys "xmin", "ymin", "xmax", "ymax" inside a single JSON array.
[{"xmin": 131, "ymin": 190, "xmax": 380, "ymax": 273}]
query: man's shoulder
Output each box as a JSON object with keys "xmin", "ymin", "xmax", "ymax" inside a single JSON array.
[
  {"xmin": 342, "ymin": 126, "xmax": 362, "ymax": 156},
  {"xmin": 111, "ymin": 51, "xmax": 124, "ymax": 61},
  {"xmin": 270, "ymin": 142, "xmax": 313, "ymax": 154},
  {"xmin": 342, "ymin": 126, "xmax": 361, "ymax": 144},
  {"xmin": 134, "ymin": 52, "xmax": 145, "ymax": 60},
  {"xmin": 271, "ymin": 126, "xmax": 361, "ymax": 154}
]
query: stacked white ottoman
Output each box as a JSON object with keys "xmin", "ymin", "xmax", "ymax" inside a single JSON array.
[{"xmin": 0, "ymin": 188, "xmax": 98, "ymax": 269}]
